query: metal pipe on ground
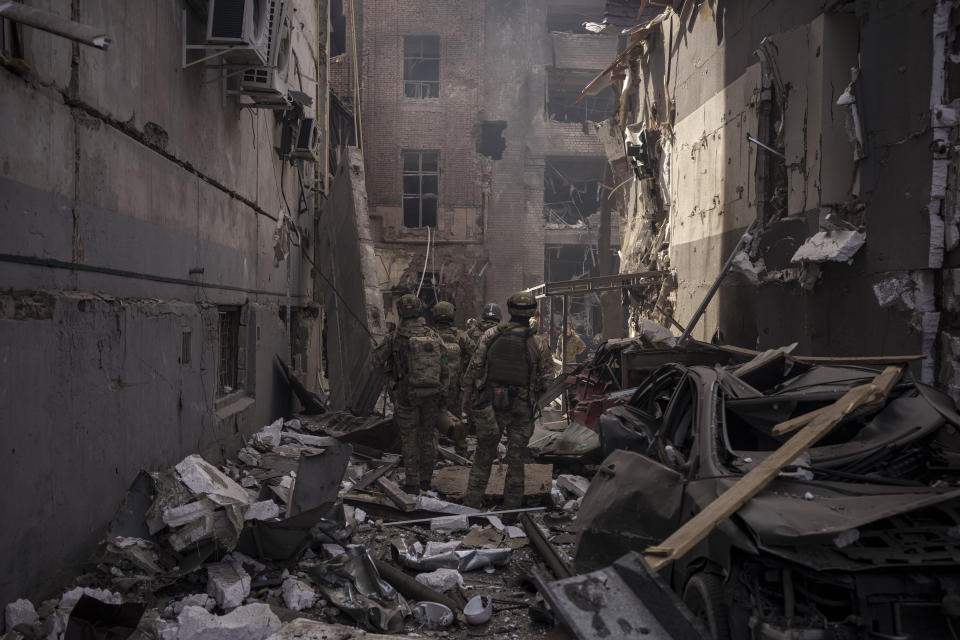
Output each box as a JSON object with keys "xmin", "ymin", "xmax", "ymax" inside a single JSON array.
[
  {"xmin": 520, "ymin": 513, "xmax": 573, "ymax": 580},
  {"xmin": 373, "ymin": 558, "xmax": 465, "ymax": 611}
]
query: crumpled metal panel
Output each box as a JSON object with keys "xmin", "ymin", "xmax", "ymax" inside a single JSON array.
[
  {"xmin": 533, "ymin": 552, "xmax": 708, "ymax": 640},
  {"xmin": 391, "ymin": 538, "xmax": 512, "ymax": 572}
]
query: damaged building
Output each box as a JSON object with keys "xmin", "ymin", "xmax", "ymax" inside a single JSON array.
[
  {"xmin": 7, "ymin": 1, "xmax": 960, "ymax": 640},
  {"xmin": 591, "ymin": 0, "xmax": 960, "ymax": 398},
  {"xmin": 0, "ymin": 0, "xmax": 330, "ymax": 606},
  {"xmin": 334, "ymin": 0, "xmax": 623, "ymax": 334}
]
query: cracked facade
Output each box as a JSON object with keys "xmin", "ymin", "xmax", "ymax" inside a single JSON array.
[
  {"xmin": 599, "ymin": 0, "xmax": 960, "ymax": 398},
  {"xmin": 0, "ymin": 0, "xmax": 328, "ymax": 605}
]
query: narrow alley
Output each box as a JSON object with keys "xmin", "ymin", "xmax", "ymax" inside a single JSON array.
[{"xmin": 2, "ymin": 1, "xmax": 960, "ymax": 639}]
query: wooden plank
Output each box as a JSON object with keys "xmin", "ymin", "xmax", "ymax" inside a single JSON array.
[
  {"xmin": 644, "ymin": 365, "xmax": 903, "ymax": 572},
  {"xmin": 349, "ymin": 459, "xmax": 398, "ymax": 492},
  {"xmin": 376, "ymin": 477, "xmax": 417, "ymax": 512},
  {"xmin": 431, "ymin": 464, "xmax": 554, "ymax": 501},
  {"xmin": 438, "ymin": 447, "xmax": 472, "ymax": 466},
  {"xmin": 770, "ymin": 405, "xmax": 829, "ymax": 437}
]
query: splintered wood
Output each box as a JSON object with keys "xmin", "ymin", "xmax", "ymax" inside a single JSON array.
[
  {"xmin": 644, "ymin": 365, "xmax": 904, "ymax": 572},
  {"xmin": 431, "ymin": 464, "xmax": 554, "ymax": 501}
]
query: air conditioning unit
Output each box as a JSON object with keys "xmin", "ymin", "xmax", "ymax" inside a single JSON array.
[
  {"xmin": 240, "ymin": 0, "xmax": 292, "ymax": 97},
  {"xmin": 290, "ymin": 117, "xmax": 319, "ymax": 161},
  {"xmin": 206, "ymin": 0, "xmax": 269, "ymax": 65}
]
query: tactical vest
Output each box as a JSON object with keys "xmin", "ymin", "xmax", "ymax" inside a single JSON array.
[
  {"xmin": 395, "ymin": 325, "xmax": 444, "ymax": 397},
  {"xmin": 486, "ymin": 325, "xmax": 533, "ymax": 388},
  {"xmin": 437, "ymin": 326, "xmax": 462, "ymax": 375}
]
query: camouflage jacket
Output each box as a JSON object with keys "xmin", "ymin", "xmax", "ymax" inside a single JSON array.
[
  {"xmin": 463, "ymin": 319, "xmax": 499, "ymax": 366},
  {"xmin": 372, "ymin": 319, "xmax": 449, "ymax": 402},
  {"xmin": 435, "ymin": 323, "xmax": 472, "ymax": 379},
  {"xmin": 463, "ymin": 321, "xmax": 554, "ymax": 400}
]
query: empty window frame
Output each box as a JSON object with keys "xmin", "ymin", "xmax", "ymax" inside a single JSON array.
[
  {"xmin": 403, "ymin": 35, "xmax": 440, "ymax": 98},
  {"xmin": 402, "ymin": 150, "xmax": 439, "ymax": 228},
  {"xmin": 217, "ymin": 307, "xmax": 241, "ymax": 396}
]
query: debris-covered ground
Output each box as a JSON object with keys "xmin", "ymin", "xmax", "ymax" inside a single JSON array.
[{"xmin": 2, "ymin": 407, "xmax": 589, "ymax": 640}]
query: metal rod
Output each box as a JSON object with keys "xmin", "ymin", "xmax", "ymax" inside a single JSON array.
[
  {"xmin": 678, "ymin": 218, "xmax": 760, "ymax": 344},
  {"xmin": 380, "ymin": 506, "xmax": 546, "ymax": 527},
  {"xmin": 746, "ymin": 135, "xmax": 785, "ymax": 159},
  {"xmin": 521, "ymin": 513, "xmax": 573, "ymax": 579},
  {"xmin": 0, "ymin": 1, "xmax": 110, "ymax": 48}
]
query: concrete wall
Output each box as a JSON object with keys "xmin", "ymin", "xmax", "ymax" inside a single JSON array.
[
  {"xmin": 608, "ymin": 0, "xmax": 954, "ymax": 391},
  {"xmin": 0, "ymin": 0, "xmax": 325, "ymax": 603}
]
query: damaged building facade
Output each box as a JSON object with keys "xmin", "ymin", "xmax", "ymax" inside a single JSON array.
[
  {"xmin": 0, "ymin": 0, "xmax": 330, "ymax": 605},
  {"xmin": 595, "ymin": 0, "xmax": 960, "ymax": 396},
  {"xmin": 344, "ymin": 0, "xmax": 622, "ymax": 331}
]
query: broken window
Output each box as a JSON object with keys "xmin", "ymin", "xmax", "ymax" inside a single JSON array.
[
  {"xmin": 217, "ymin": 307, "xmax": 240, "ymax": 396},
  {"xmin": 403, "ymin": 35, "xmax": 440, "ymax": 98},
  {"xmin": 546, "ymin": 69, "xmax": 617, "ymax": 124},
  {"xmin": 402, "ymin": 150, "xmax": 439, "ymax": 228},
  {"xmin": 544, "ymin": 159, "xmax": 604, "ymax": 226},
  {"xmin": 477, "ymin": 121, "xmax": 507, "ymax": 160}
]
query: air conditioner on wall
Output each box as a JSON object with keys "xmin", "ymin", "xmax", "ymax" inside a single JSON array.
[
  {"xmin": 290, "ymin": 117, "xmax": 319, "ymax": 161},
  {"xmin": 239, "ymin": 0, "xmax": 291, "ymax": 97},
  {"xmin": 206, "ymin": 0, "xmax": 269, "ymax": 65}
]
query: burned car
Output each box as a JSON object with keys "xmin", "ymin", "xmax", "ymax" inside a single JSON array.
[{"xmin": 575, "ymin": 357, "xmax": 960, "ymax": 640}]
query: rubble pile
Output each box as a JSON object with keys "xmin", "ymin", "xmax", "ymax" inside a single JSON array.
[{"xmin": 1, "ymin": 413, "xmax": 590, "ymax": 640}]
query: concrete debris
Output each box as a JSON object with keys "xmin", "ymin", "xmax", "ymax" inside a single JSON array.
[
  {"xmin": 206, "ymin": 561, "xmax": 251, "ymax": 610},
  {"xmin": 556, "ymin": 474, "xmax": 590, "ymax": 498},
  {"xmin": 175, "ymin": 454, "xmax": 250, "ymax": 506},
  {"xmin": 265, "ymin": 619, "xmax": 396, "ymax": 640},
  {"xmin": 5, "ymin": 598, "xmax": 39, "ymax": 631},
  {"xmin": 244, "ymin": 500, "xmax": 281, "ymax": 521},
  {"xmin": 165, "ymin": 594, "xmax": 214, "ymax": 618},
  {"xmin": 790, "ymin": 230, "xmax": 866, "ymax": 264},
  {"xmin": 237, "ymin": 447, "xmax": 261, "ymax": 467},
  {"xmin": 177, "ymin": 603, "xmax": 281, "ymax": 640},
  {"xmin": 252, "ymin": 418, "xmax": 284, "ymax": 448},
  {"xmin": 505, "ymin": 525, "xmax": 527, "ymax": 539},
  {"xmin": 281, "ymin": 577, "xmax": 317, "ymax": 611},
  {"xmin": 414, "ymin": 568, "xmax": 465, "ymax": 593},
  {"xmin": 59, "ymin": 587, "xmax": 122, "ymax": 611},
  {"xmin": 731, "ymin": 251, "xmax": 766, "ymax": 285},
  {"xmin": 638, "ymin": 317, "xmax": 676, "ymax": 347}
]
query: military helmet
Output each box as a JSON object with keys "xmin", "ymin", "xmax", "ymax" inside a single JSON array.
[
  {"xmin": 507, "ymin": 291, "xmax": 538, "ymax": 318},
  {"xmin": 481, "ymin": 302, "xmax": 502, "ymax": 323},
  {"xmin": 432, "ymin": 301, "xmax": 455, "ymax": 323},
  {"xmin": 397, "ymin": 294, "xmax": 422, "ymax": 319}
]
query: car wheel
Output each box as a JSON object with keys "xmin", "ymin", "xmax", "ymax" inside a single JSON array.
[{"xmin": 683, "ymin": 572, "xmax": 730, "ymax": 640}]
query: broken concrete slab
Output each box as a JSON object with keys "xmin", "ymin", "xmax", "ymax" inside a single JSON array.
[
  {"xmin": 430, "ymin": 464, "xmax": 553, "ymax": 501},
  {"xmin": 790, "ymin": 230, "xmax": 866, "ymax": 264},
  {"xmin": 556, "ymin": 474, "xmax": 590, "ymax": 498},
  {"xmin": 244, "ymin": 500, "xmax": 281, "ymax": 522},
  {"xmin": 414, "ymin": 568, "xmax": 464, "ymax": 593},
  {"xmin": 59, "ymin": 587, "xmax": 121, "ymax": 612},
  {"xmin": 252, "ymin": 419, "xmax": 284, "ymax": 449},
  {"xmin": 163, "ymin": 499, "xmax": 216, "ymax": 528},
  {"xmin": 5, "ymin": 598, "xmax": 39, "ymax": 630},
  {"xmin": 206, "ymin": 562, "xmax": 251, "ymax": 610},
  {"xmin": 429, "ymin": 515, "xmax": 470, "ymax": 533},
  {"xmin": 176, "ymin": 603, "xmax": 281, "ymax": 640},
  {"xmin": 175, "ymin": 455, "xmax": 250, "ymax": 506},
  {"xmin": 281, "ymin": 577, "xmax": 317, "ymax": 612}
]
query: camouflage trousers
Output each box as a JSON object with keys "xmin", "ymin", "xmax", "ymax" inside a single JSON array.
[
  {"xmin": 463, "ymin": 396, "xmax": 534, "ymax": 509},
  {"xmin": 439, "ymin": 382, "xmax": 468, "ymax": 456},
  {"xmin": 394, "ymin": 394, "xmax": 440, "ymax": 487}
]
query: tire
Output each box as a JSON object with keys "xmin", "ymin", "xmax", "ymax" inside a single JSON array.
[{"xmin": 683, "ymin": 572, "xmax": 731, "ymax": 640}]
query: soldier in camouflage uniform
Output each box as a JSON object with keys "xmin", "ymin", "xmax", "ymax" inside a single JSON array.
[
  {"xmin": 463, "ymin": 303, "xmax": 502, "ymax": 363},
  {"xmin": 373, "ymin": 294, "xmax": 449, "ymax": 494},
  {"xmin": 431, "ymin": 301, "xmax": 470, "ymax": 456},
  {"xmin": 460, "ymin": 292, "xmax": 554, "ymax": 510}
]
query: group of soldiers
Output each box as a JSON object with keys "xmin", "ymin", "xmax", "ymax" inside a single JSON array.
[{"xmin": 372, "ymin": 291, "xmax": 555, "ymax": 512}]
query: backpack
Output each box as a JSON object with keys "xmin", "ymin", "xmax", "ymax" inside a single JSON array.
[
  {"xmin": 486, "ymin": 325, "xmax": 534, "ymax": 388},
  {"xmin": 402, "ymin": 331, "xmax": 444, "ymax": 395},
  {"xmin": 437, "ymin": 327, "xmax": 462, "ymax": 375}
]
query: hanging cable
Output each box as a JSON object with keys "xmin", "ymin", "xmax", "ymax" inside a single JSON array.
[{"xmin": 416, "ymin": 225, "xmax": 431, "ymax": 298}]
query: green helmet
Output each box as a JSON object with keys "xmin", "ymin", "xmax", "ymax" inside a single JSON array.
[
  {"xmin": 507, "ymin": 291, "xmax": 537, "ymax": 318},
  {"xmin": 432, "ymin": 301, "xmax": 455, "ymax": 323},
  {"xmin": 397, "ymin": 294, "xmax": 422, "ymax": 319},
  {"xmin": 481, "ymin": 303, "xmax": 502, "ymax": 323}
]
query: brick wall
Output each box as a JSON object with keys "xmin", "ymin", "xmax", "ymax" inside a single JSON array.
[
  {"xmin": 360, "ymin": 0, "xmax": 483, "ymax": 213},
  {"xmin": 552, "ymin": 33, "xmax": 619, "ymax": 71}
]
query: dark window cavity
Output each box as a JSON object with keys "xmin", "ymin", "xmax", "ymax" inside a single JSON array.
[
  {"xmin": 477, "ymin": 121, "xmax": 507, "ymax": 160},
  {"xmin": 218, "ymin": 307, "xmax": 241, "ymax": 395},
  {"xmin": 402, "ymin": 150, "xmax": 439, "ymax": 228},
  {"xmin": 403, "ymin": 35, "xmax": 440, "ymax": 99}
]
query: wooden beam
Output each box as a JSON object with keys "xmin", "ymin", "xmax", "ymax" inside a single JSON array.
[
  {"xmin": 770, "ymin": 405, "xmax": 829, "ymax": 437},
  {"xmin": 376, "ymin": 477, "xmax": 418, "ymax": 512},
  {"xmin": 644, "ymin": 365, "xmax": 904, "ymax": 572},
  {"xmin": 349, "ymin": 459, "xmax": 398, "ymax": 493}
]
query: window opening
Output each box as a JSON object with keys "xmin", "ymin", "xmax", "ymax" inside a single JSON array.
[
  {"xmin": 403, "ymin": 150, "xmax": 439, "ymax": 228},
  {"xmin": 403, "ymin": 35, "xmax": 440, "ymax": 98},
  {"xmin": 218, "ymin": 307, "xmax": 240, "ymax": 395}
]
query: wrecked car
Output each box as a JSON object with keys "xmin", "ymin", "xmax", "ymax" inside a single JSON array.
[{"xmin": 576, "ymin": 358, "xmax": 960, "ymax": 639}]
